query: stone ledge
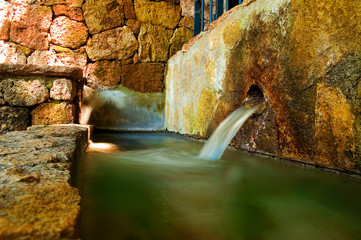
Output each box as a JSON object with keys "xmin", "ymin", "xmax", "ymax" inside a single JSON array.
[
  {"xmin": 0, "ymin": 125, "xmax": 89, "ymax": 240},
  {"xmin": 0, "ymin": 63, "xmax": 83, "ymax": 80}
]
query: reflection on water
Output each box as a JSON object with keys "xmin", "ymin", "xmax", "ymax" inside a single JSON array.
[{"xmin": 79, "ymin": 132, "xmax": 361, "ymax": 240}]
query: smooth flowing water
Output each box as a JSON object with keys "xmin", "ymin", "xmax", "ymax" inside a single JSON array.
[
  {"xmin": 79, "ymin": 132, "xmax": 361, "ymax": 240},
  {"xmin": 199, "ymin": 104, "xmax": 261, "ymax": 160}
]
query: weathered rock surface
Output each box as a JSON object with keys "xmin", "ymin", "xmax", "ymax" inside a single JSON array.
[
  {"xmin": 0, "ymin": 0, "xmax": 11, "ymax": 41},
  {"xmin": 31, "ymin": 102, "xmax": 76, "ymax": 125},
  {"xmin": 28, "ymin": 50, "xmax": 88, "ymax": 70},
  {"xmin": 126, "ymin": 19, "xmax": 141, "ymax": 34},
  {"xmin": 53, "ymin": 4, "xmax": 84, "ymax": 21},
  {"xmin": 86, "ymin": 27, "xmax": 138, "ymax": 61},
  {"xmin": 0, "ymin": 41, "xmax": 27, "ymax": 64},
  {"xmin": 83, "ymin": 0, "xmax": 125, "ymax": 35},
  {"xmin": 134, "ymin": 0, "xmax": 181, "ymax": 29},
  {"xmin": 85, "ymin": 60, "xmax": 122, "ymax": 89},
  {"xmin": 50, "ymin": 16, "xmax": 88, "ymax": 49},
  {"xmin": 165, "ymin": 0, "xmax": 361, "ymax": 174},
  {"xmin": 169, "ymin": 27, "xmax": 193, "ymax": 57},
  {"xmin": 0, "ymin": 125, "xmax": 88, "ymax": 240},
  {"xmin": 0, "ymin": 63, "xmax": 84, "ymax": 80},
  {"xmin": 138, "ymin": 24, "xmax": 170, "ymax": 62},
  {"xmin": 122, "ymin": 0, "xmax": 136, "ymax": 19},
  {"xmin": 0, "ymin": 78, "xmax": 49, "ymax": 107},
  {"xmin": 41, "ymin": 0, "xmax": 83, "ymax": 7},
  {"xmin": 10, "ymin": 4, "xmax": 53, "ymax": 50},
  {"xmin": 50, "ymin": 78, "xmax": 77, "ymax": 100},
  {"xmin": 0, "ymin": 106, "xmax": 29, "ymax": 134},
  {"xmin": 122, "ymin": 63, "xmax": 164, "ymax": 92}
]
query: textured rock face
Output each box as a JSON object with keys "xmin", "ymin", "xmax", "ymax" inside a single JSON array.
[
  {"xmin": 85, "ymin": 61, "xmax": 122, "ymax": 89},
  {"xmin": 169, "ymin": 27, "xmax": 193, "ymax": 56},
  {"xmin": 0, "ymin": 41, "xmax": 27, "ymax": 64},
  {"xmin": 50, "ymin": 78, "xmax": 77, "ymax": 100},
  {"xmin": 0, "ymin": 125, "xmax": 88, "ymax": 240},
  {"xmin": 138, "ymin": 24, "xmax": 170, "ymax": 62},
  {"xmin": 0, "ymin": 78, "xmax": 49, "ymax": 107},
  {"xmin": 0, "ymin": 0, "xmax": 11, "ymax": 41},
  {"xmin": 83, "ymin": 0, "xmax": 125, "ymax": 35},
  {"xmin": 165, "ymin": 0, "xmax": 361, "ymax": 173},
  {"xmin": 28, "ymin": 50, "xmax": 88, "ymax": 70},
  {"xmin": 134, "ymin": 0, "xmax": 181, "ymax": 29},
  {"xmin": 53, "ymin": 4, "xmax": 84, "ymax": 21},
  {"xmin": 50, "ymin": 16, "xmax": 88, "ymax": 49},
  {"xmin": 122, "ymin": 63, "xmax": 165, "ymax": 92},
  {"xmin": 10, "ymin": 4, "xmax": 53, "ymax": 50},
  {"xmin": 0, "ymin": 106, "xmax": 29, "ymax": 134},
  {"xmin": 86, "ymin": 27, "xmax": 138, "ymax": 61},
  {"xmin": 31, "ymin": 102, "xmax": 76, "ymax": 125}
]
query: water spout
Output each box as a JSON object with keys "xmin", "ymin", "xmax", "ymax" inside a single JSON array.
[{"xmin": 199, "ymin": 103, "xmax": 262, "ymax": 160}]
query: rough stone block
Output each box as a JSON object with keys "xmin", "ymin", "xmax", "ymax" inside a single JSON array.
[
  {"xmin": 0, "ymin": 106, "xmax": 29, "ymax": 134},
  {"xmin": 0, "ymin": 78, "xmax": 49, "ymax": 107},
  {"xmin": 83, "ymin": 0, "xmax": 125, "ymax": 35},
  {"xmin": 134, "ymin": 0, "xmax": 181, "ymax": 29},
  {"xmin": 31, "ymin": 102, "xmax": 76, "ymax": 125},
  {"xmin": 122, "ymin": 63, "xmax": 165, "ymax": 92},
  {"xmin": 86, "ymin": 27, "xmax": 138, "ymax": 61},
  {"xmin": 10, "ymin": 4, "xmax": 53, "ymax": 50},
  {"xmin": 0, "ymin": 41, "xmax": 27, "ymax": 64},
  {"xmin": 126, "ymin": 19, "xmax": 141, "ymax": 34},
  {"xmin": 50, "ymin": 16, "xmax": 88, "ymax": 49},
  {"xmin": 28, "ymin": 50, "xmax": 88, "ymax": 70},
  {"xmin": 85, "ymin": 61, "xmax": 122, "ymax": 89},
  {"xmin": 50, "ymin": 78, "xmax": 77, "ymax": 101},
  {"xmin": 138, "ymin": 24, "xmax": 170, "ymax": 62},
  {"xmin": 0, "ymin": 0, "xmax": 11, "ymax": 41},
  {"xmin": 53, "ymin": 4, "xmax": 84, "ymax": 21},
  {"xmin": 169, "ymin": 27, "xmax": 193, "ymax": 57}
]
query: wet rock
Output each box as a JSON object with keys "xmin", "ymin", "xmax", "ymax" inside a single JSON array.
[
  {"xmin": 0, "ymin": 106, "xmax": 29, "ymax": 134},
  {"xmin": 50, "ymin": 16, "xmax": 88, "ymax": 49},
  {"xmin": 85, "ymin": 61, "xmax": 122, "ymax": 89},
  {"xmin": 53, "ymin": 4, "xmax": 84, "ymax": 21},
  {"xmin": 138, "ymin": 24, "xmax": 170, "ymax": 62},
  {"xmin": 83, "ymin": 0, "xmax": 125, "ymax": 35},
  {"xmin": 50, "ymin": 78, "xmax": 77, "ymax": 101},
  {"xmin": 0, "ymin": 125, "xmax": 88, "ymax": 239},
  {"xmin": 31, "ymin": 102, "xmax": 76, "ymax": 125},
  {"xmin": 0, "ymin": 41, "xmax": 27, "ymax": 64},
  {"xmin": 121, "ymin": 62, "xmax": 164, "ymax": 92},
  {"xmin": 169, "ymin": 27, "xmax": 193, "ymax": 57},
  {"xmin": 1, "ymin": 78, "xmax": 49, "ymax": 107},
  {"xmin": 10, "ymin": 4, "xmax": 53, "ymax": 50},
  {"xmin": 134, "ymin": 0, "xmax": 181, "ymax": 29},
  {"xmin": 0, "ymin": 0, "xmax": 11, "ymax": 41},
  {"xmin": 165, "ymin": 0, "xmax": 361, "ymax": 173},
  {"xmin": 86, "ymin": 26, "xmax": 138, "ymax": 61}
]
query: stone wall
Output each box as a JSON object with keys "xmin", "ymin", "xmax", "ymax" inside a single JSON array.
[
  {"xmin": 0, "ymin": 0, "xmax": 194, "ymax": 93},
  {"xmin": 165, "ymin": 0, "xmax": 361, "ymax": 174},
  {"xmin": 0, "ymin": 63, "xmax": 83, "ymax": 134}
]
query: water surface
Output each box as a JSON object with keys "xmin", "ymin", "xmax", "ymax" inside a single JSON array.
[{"xmin": 79, "ymin": 132, "xmax": 361, "ymax": 240}]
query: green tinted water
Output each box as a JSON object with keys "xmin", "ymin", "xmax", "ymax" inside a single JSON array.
[{"xmin": 79, "ymin": 132, "xmax": 361, "ymax": 240}]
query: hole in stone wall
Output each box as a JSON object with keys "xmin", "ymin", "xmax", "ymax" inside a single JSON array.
[{"xmin": 246, "ymin": 85, "xmax": 264, "ymax": 104}]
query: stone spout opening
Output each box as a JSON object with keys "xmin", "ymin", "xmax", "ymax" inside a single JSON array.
[{"xmin": 246, "ymin": 85, "xmax": 264, "ymax": 104}]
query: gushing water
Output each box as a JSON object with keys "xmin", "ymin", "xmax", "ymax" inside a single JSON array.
[{"xmin": 199, "ymin": 103, "xmax": 261, "ymax": 160}]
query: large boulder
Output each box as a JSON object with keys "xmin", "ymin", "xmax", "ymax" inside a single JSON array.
[
  {"xmin": 86, "ymin": 26, "xmax": 138, "ymax": 61},
  {"xmin": 165, "ymin": 0, "xmax": 361, "ymax": 173},
  {"xmin": 83, "ymin": 0, "xmax": 125, "ymax": 35},
  {"xmin": 10, "ymin": 4, "xmax": 53, "ymax": 50}
]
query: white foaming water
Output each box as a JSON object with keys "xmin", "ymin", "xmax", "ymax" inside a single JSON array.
[{"xmin": 199, "ymin": 103, "xmax": 261, "ymax": 160}]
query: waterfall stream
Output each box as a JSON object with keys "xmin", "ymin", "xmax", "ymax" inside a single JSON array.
[{"xmin": 199, "ymin": 103, "xmax": 261, "ymax": 160}]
